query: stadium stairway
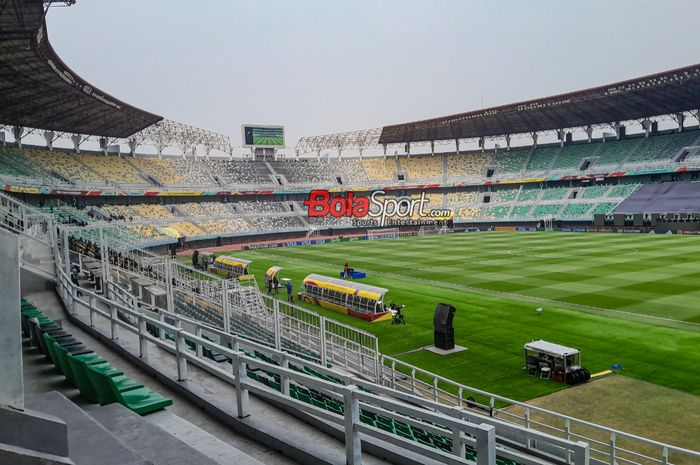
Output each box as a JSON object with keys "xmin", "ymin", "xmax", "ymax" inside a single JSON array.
[
  {"xmin": 21, "ymin": 291, "xmax": 297, "ymax": 465},
  {"xmin": 24, "ymin": 290, "xmax": 442, "ymax": 465}
]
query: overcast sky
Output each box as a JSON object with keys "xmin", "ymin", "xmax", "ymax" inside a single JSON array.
[{"xmin": 46, "ymin": 0, "xmax": 699, "ymax": 149}]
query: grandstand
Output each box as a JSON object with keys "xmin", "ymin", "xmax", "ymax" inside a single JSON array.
[{"xmin": 1, "ymin": 2, "xmax": 700, "ymax": 464}]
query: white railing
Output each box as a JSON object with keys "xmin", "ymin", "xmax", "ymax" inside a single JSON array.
[
  {"xmin": 380, "ymin": 356, "xmax": 700, "ymax": 465},
  {"xmin": 55, "ymin": 265, "xmax": 592, "ymax": 465}
]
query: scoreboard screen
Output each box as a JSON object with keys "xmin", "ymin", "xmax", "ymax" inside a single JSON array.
[{"xmin": 242, "ymin": 125, "xmax": 285, "ymax": 147}]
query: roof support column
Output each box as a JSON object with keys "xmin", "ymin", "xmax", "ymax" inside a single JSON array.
[
  {"xmin": 690, "ymin": 110, "xmax": 700, "ymax": 126},
  {"xmin": 155, "ymin": 142, "xmax": 164, "ymax": 159},
  {"xmin": 358, "ymin": 148, "xmax": 363, "ymax": 160},
  {"xmin": 455, "ymin": 139, "xmax": 460, "ymax": 155},
  {"xmin": 43, "ymin": 131, "xmax": 55, "ymax": 150},
  {"xmin": 531, "ymin": 133, "xmax": 538, "ymax": 148},
  {"xmin": 478, "ymin": 137, "xmax": 485, "ymax": 152},
  {"xmin": 204, "ymin": 145, "xmax": 211, "ymax": 161},
  {"xmin": 382, "ymin": 144, "xmax": 387, "ymax": 158},
  {"xmin": 128, "ymin": 139, "xmax": 138, "ymax": 157},
  {"xmin": 585, "ymin": 125, "xmax": 593, "ymax": 143},
  {"xmin": 641, "ymin": 119, "xmax": 652, "ymax": 138},
  {"xmin": 558, "ymin": 130, "xmax": 565, "ymax": 147},
  {"xmin": 672, "ymin": 113, "xmax": 685, "ymax": 132},
  {"xmin": 430, "ymin": 141, "xmax": 435, "ymax": 156},
  {"xmin": 405, "ymin": 142, "xmax": 411, "ymax": 157},
  {"xmin": 12, "ymin": 126, "xmax": 25, "ymax": 148},
  {"xmin": 71, "ymin": 134, "xmax": 81, "ymax": 153},
  {"xmin": 505, "ymin": 135, "xmax": 511, "ymax": 150}
]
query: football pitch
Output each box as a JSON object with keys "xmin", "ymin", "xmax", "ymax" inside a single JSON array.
[{"xmin": 194, "ymin": 231, "xmax": 700, "ymax": 402}]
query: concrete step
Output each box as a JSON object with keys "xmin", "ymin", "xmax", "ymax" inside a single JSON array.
[
  {"xmin": 85, "ymin": 403, "xmax": 262, "ymax": 465},
  {"xmin": 144, "ymin": 409, "xmax": 267, "ymax": 465},
  {"xmin": 25, "ymin": 391, "xmax": 151, "ymax": 465}
]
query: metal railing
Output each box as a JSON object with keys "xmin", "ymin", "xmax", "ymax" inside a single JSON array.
[
  {"xmin": 379, "ymin": 356, "xmax": 700, "ymax": 465},
  {"xmin": 55, "ymin": 265, "xmax": 592, "ymax": 465}
]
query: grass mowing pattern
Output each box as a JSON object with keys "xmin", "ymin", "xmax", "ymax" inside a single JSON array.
[{"xmin": 189, "ymin": 232, "xmax": 700, "ymax": 402}]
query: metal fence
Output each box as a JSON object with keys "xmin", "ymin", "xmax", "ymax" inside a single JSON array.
[{"xmin": 55, "ymin": 265, "xmax": 593, "ymax": 465}]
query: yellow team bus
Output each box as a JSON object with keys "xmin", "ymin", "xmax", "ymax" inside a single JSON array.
[
  {"xmin": 299, "ymin": 274, "xmax": 392, "ymax": 322},
  {"xmin": 210, "ymin": 255, "xmax": 251, "ymax": 279}
]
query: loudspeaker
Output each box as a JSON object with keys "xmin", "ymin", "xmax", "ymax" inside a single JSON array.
[
  {"xmin": 593, "ymin": 214, "xmax": 605, "ymax": 226},
  {"xmin": 613, "ymin": 214, "xmax": 625, "ymax": 227},
  {"xmin": 216, "ymin": 236, "xmax": 222, "ymax": 247},
  {"xmin": 633, "ymin": 214, "xmax": 643, "ymax": 227},
  {"xmin": 433, "ymin": 303, "xmax": 456, "ymax": 332},
  {"xmin": 434, "ymin": 328, "xmax": 454, "ymax": 350}
]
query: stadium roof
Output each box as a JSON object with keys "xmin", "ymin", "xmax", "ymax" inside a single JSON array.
[
  {"xmin": 0, "ymin": 0, "xmax": 163, "ymax": 138},
  {"xmin": 379, "ymin": 63, "xmax": 700, "ymax": 145}
]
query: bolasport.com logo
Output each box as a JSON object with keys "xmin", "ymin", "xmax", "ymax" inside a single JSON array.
[{"xmin": 302, "ymin": 190, "xmax": 453, "ymax": 227}]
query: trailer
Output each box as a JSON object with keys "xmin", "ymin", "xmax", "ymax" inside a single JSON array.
[{"xmin": 524, "ymin": 340, "xmax": 590, "ymax": 384}]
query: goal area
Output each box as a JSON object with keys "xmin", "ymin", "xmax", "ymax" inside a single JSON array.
[
  {"xmin": 417, "ymin": 225, "xmax": 453, "ymax": 237},
  {"xmin": 367, "ymin": 228, "xmax": 400, "ymax": 241}
]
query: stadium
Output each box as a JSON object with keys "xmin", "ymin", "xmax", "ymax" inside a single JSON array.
[{"xmin": 1, "ymin": 1, "xmax": 699, "ymax": 465}]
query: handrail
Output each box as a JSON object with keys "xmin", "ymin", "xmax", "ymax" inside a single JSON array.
[{"xmin": 56, "ymin": 266, "xmax": 591, "ymax": 465}]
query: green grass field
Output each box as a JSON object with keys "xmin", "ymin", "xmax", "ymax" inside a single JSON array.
[{"xmin": 184, "ymin": 231, "xmax": 700, "ymax": 402}]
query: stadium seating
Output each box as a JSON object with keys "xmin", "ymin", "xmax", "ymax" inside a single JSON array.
[
  {"xmin": 400, "ymin": 155, "xmax": 443, "ymax": 179},
  {"xmin": 632, "ymin": 130, "xmax": 700, "ymax": 163},
  {"xmin": 446, "ymin": 152, "xmax": 490, "ymax": 178},
  {"xmin": 493, "ymin": 149, "xmax": 528, "ymax": 173},
  {"xmin": 561, "ymin": 203, "xmax": 593, "ymax": 217},
  {"xmin": 332, "ymin": 159, "xmax": 369, "ymax": 182},
  {"xmin": 447, "ymin": 191, "xmax": 479, "ymax": 205},
  {"xmin": 591, "ymin": 137, "xmax": 642, "ymax": 168},
  {"xmin": 490, "ymin": 189, "xmax": 518, "ymax": 203},
  {"xmin": 510, "ymin": 205, "xmax": 533, "ymax": 217},
  {"xmin": 551, "ymin": 144, "xmax": 595, "ymax": 170},
  {"xmin": 580, "ymin": 185, "xmax": 611, "ymax": 199},
  {"xmin": 455, "ymin": 207, "xmax": 480, "ymax": 220},
  {"xmin": 128, "ymin": 157, "xmax": 186, "ymax": 185},
  {"xmin": 526, "ymin": 147, "xmax": 558, "ymax": 171},
  {"xmin": 270, "ymin": 159, "xmax": 335, "ymax": 184},
  {"xmin": 0, "ymin": 147, "xmax": 38, "ymax": 178},
  {"xmin": 533, "ymin": 204, "xmax": 563, "ymax": 217},
  {"xmin": 540, "ymin": 187, "xmax": 569, "ymax": 201},
  {"xmin": 517, "ymin": 187, "xmax": 541, "ymax": 202},
  {"xmin": 482, "ymin": 206, "xmax": 510, "ymax": 219},
  {"xmin": 608, "ymin": 183, "xmax": 640, "ymax": 197},
  {"xmin": 78, "ymin": 154, "xmax": 145, "ymax": 184},
  {"xmin": 170, "ymin": 158, "xmax": 217, "ymax": 185},
  {"xmin": 362, "ymin": 158, "xmax": 397, "ymax": 181},
  {"xmin": 591, "ymin": 202, "xmax": 617, "ymax": 215},
  {"xmin": 25, "ymin": 149, "xmax": 104, "ymax": 183}
]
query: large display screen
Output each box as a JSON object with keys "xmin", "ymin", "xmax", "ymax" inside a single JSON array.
[{"xmin": 242, "ymin": 125, "xmax": 285, "ymax": 147}]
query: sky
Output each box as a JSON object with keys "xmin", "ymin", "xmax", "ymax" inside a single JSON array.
[{"xmin": 46, "ymin": 0, "xmax": 700, "ymax": 151}]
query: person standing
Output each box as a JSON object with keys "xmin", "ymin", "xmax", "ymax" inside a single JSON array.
[
  {"xmin": 286, "ymin": 280, "xmax": 293, "ymax": 302},
  {"xmin": 344, "ymin": 263, "xmax": 350, "ymax": 279}
]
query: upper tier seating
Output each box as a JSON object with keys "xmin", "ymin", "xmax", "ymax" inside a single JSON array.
[
  {"xmin": 533, "ymin": 204, "xmax": 563, "ymax": 217},
  {"xmin": 551, "ymin": 144, "xmax": 595, "ymax": 170},
  {"xmin": 526, "ymin": 147, "xmax": 558, "ymax": 171},
  {"xmin": 0, "ymin": 147, "xmax": 39, "ymax": 178},
  {"xmin": 446, "ymin": 153, "xmax": 490, "ymax": 178},
  {"xmin": 455, "ymin": 207, "xmax": 480, "ymax": 220},
  {"xmin": 632, "ymin": 130, "xmax": 700, "ymax": 163},
  {"xmin": 510, "ymin": 205, "xmax": 533, "ymax": 217},
  {"xmin": 169, "ymin": 158, "xmax": 217, "ymax": 185},
  {"xmin": 362, "ymin": 158, "xmax": 397, "ymax": 181},
  {"xmin": 591, "ymin": 202, "xmax": 618, "ymax": 215},
  {"xmin": 207, "ymin": 159, "xmax": 274, "ymax": 185},
  {"xmin": 493, "ymin": 149, "xmax": 528, "ymax": 173},
  {"xmin": 332, "ymin": 159, "xmax": 369, "ymax": 182},
  {"xmin": 25, "ymin": 149, "xmax": 104, "ymax": 183},
  {"xmin": 128, "ymin": 157, "xmax": 186, "ymax": 185},
  {"xmin": 592, "ymin": 138, "xmax": 642, "ymax": 168},
  {"xmin": 270, "ymin": 159, "xmax": 335, "ymax": 184},
  {"xmin": 78, "ymin": 154, "xmax": 144, "ymax": 184},
  {"xmin": 401, "ymin": 156, "xmax": 443, "ymax": 180}
]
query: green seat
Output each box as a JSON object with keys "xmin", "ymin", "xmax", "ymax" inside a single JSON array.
[
  {"xmin": 66, "ymin": 353, "xmax": 112, "ymax": 403},
  {"xmin": 43, "ymin": 333, "xmax": 81, "ymax": 367},
  {"xmin": 108, "ymin": 382, "xmax": 173, "ymax": 415},
  {"xmin": 53, "ymin": 342, "xmax": 93, "ymax": 385},
  {"xmin": 84, "ymin": 363, "xmax": 144, "ymax": 406}
]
